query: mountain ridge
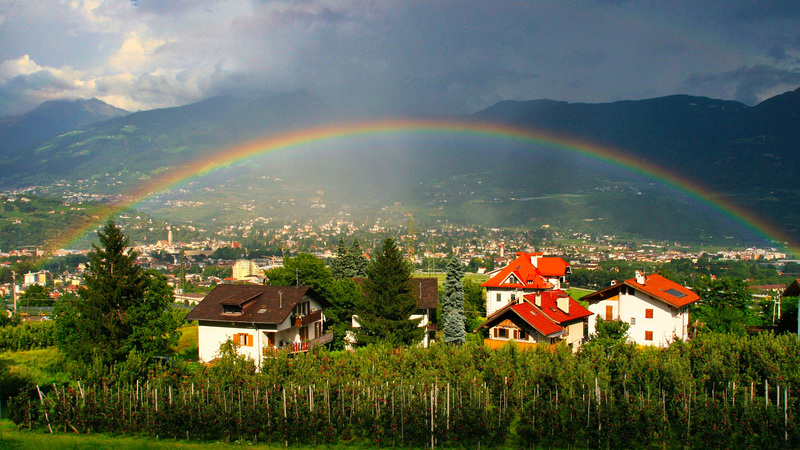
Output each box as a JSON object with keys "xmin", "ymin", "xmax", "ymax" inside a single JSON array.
[{"xmin": 2, "ymin": 88, "xmax": 799, "ymax": 247}]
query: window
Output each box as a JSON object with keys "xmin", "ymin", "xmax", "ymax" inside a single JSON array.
[
  {"xmin": 223, "ymin": 305, "xmax": 243, "ymax": 314},
  {"xmin": 645, "ymin": 331, "xmax": 653, "ymax": 341},
  {"xmin": 300, "ymin": 326, "xmax": 309, "ymax": 341},
  {"xmin": 645, "ymin": 309, "xmax": 654, "ymax": 319},
  {"xmin": 630, "ymin": 317, "xmax": 636, "ymax": 325},
  {"xmin": 494, "ymin": 327, "xmax": 508, "ymax": 338},
  {"xmin": 496, "ymin": 293, "xmax": 502, "ymax": 302},
  {"xmin": 233, "ymin": 333, "xmax": 253, "ymax": 346}
]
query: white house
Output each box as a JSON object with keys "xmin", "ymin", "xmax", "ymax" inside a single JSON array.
[
  {"xmin": 582, "ymin": 271, "xmax": 699, "ymax": 347},
  {"xmin": 186, "ymin": 284, "xmax": 332, "ymax": 366},
  {"xmin": 475, "ymin": 289, "xmax": 592, "ymax": 350},
  {"xmin": 481, "ymin": 252, "xmax": 571, "ymax": 317}
]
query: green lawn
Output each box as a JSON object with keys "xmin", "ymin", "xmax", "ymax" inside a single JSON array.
[
  {"xmin": 413, "ymin": 271, "xmax": 489, "ymax": 284},
  {"xmin": 0, "ymin": 419, "xmax": 395, "ymax": 449},
  {"xmin": 170, "ymin": 323, "xmax": 198, "ymax": 361}
]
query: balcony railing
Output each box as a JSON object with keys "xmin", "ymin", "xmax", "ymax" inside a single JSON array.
[
  {"xmin": 292, "ymin": 309, "xmax": 323, "ymax": 327},
  {"xmin": 262, "ymin": 331, "xmax": 334, "ymax": 356},
  {"xmin": 301, "ymin": 310, "xmax": 322, "ymax": 326}
]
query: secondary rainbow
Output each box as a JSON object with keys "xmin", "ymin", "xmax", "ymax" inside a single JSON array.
[{"xmin": 57, "ymin": 118, "xmax": 794, "ymax": 251}]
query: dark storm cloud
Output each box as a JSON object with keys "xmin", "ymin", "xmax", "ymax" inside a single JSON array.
[
  {"xmin": 683, "ymin": 65, "xmax": 800, "ymax": 105},
  {"xmin": 0, "ymin": 0, "xmax": 799, "ymax": 116}
]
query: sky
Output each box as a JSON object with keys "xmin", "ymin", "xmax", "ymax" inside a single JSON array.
[{"xmin": 1, "ymin": 0, "xmax": 799, "ymax": 117}]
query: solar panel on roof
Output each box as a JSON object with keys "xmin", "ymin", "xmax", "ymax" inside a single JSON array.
[{"xmin": 663, "ymin": 288, "xmax": 686, "ymax": 298}]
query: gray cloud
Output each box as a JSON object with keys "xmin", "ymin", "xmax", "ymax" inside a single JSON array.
[
  {"xmin": 0, "ymin": 0, "xmax": 799, "ymax": 116},
  {"xmin": 683, "ymin": 65, "xmax": 800, "ymax": 105}
]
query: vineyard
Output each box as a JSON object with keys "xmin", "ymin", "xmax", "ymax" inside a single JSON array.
[{"xmin": 8, "ymin": 331, "xmax": 800, "ymax": 448}]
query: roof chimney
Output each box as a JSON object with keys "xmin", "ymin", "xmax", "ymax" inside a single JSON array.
[
  {"xmin": 635, "ymin": 270, "xmax": 646, "ymax": 285},
  {"xmin": 530, "ymin": 252, "xmax": 542, "ymax": 268},
  {"xmin": 278, "ymin": 290, "xmax": 283, "ymax": 309},
  {"xmin": 556, "ymin": 295, "xmax": 569, "ymax": 314},
  {"xmin": 535, "ymin": 292, "xmax": 542, "ymax": 307}
]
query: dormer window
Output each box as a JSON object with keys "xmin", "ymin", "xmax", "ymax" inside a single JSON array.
[
  {"xmin": 505, "ymin": 274, "xmax": 521, "ymax": 284},
  {"xmin": 223, "ymin": 305, "xmax": 243, "ymax": 314}
]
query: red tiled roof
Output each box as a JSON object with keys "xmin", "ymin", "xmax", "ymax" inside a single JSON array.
[
  {"xmin": 480, "ymin": 252, "xmax": 568, "ymax": 290},
  {"xmin": 583, "ymin": 273, "xmax": 699, "ymax": 308},
  {"xmin": 536, "ymin": 258, "xmax": 570, "ymax": 277},
  {"xmin": 510, "ymin": 302, "xmax": 563, "ymax": 336},
  {"xmin": 475, "ymin": 290, "xmax": 590, "ymax": 337},
  {"xmin": 523, "ymin": 290, "xmax": 592, "ymax": 324}
]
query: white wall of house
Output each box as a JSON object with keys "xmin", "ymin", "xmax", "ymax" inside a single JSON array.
[
  {"xmin": 197, "ymin": 322, "xmax": 262, "ymax": 363},
  {"xmin": 485, "ymin": 288, "xmax": 523, "ymax": 316},
  {"xmin": 587, "ymin": 290, "xmax": 689, "ymax": 347},
  {"xmin": 196, "ymin": 295, "xmax": 327, "ymax": 366}
]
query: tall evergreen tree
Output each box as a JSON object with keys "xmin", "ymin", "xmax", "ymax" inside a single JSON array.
[
  {"xmin": 355, "ymin": 237, "xmax": 422, "ymax": 346},
  {"xmin": 348, "ymin": 238, "xmax": 368, "ymax": 277},
  {"xmin": 443, "ymin": 255, "xmax": 466, "ymax": 344},
  {"xmin": 55, "ymin": 218, "xmax": 180, "ymax": 365},
  {"xmin": 330, "ymin": 238, "xmax": 348, "ymax": 279}
]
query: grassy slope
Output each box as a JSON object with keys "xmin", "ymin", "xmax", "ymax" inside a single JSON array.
[{"xmin": 0, "ymin": 419, "xmax": 372, "ymax": 450}]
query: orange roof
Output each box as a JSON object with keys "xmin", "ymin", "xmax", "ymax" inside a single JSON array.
[
  {"xmin": 523, "ymin": 290, "xmax": 592, "ymax": 323},
  {"xmin": 583, "ymin": 273, "xmax": 699, "ymax": 308},
  {"xmin": 480, "ymin": 252, "xmax": 568, "ymax": 290},
  {"xmin": 476, "ymin": 290, "xmax": 591, "ymax": 337},
  {"xmin": 510, "ymin": 303, "xmax": 563, "ymax": 336},
  {"xmin": 536, "ymin": 258, "xmax": 570, "ymax": 277}
]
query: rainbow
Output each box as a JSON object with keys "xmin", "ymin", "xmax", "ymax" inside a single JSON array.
[{"xmin": 55, "ymin": 118, "xmax": 794, "ymax": 252}]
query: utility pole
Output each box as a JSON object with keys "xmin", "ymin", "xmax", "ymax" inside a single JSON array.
[{"xmin": 10, "ymin": 271, "xmax": 17, "ymax": 314}]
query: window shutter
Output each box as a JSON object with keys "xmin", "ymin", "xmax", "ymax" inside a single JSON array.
[
  {"xmin": 232, "ymin": 333, "xmax": 240, "ymax": 345},
  {"xmin": 645, "ymin": 309, "xmax": 654, "ymax": 319},
  {"xmin": 645, "ymin": 331, "xmax": 653, "ymax": 341}
]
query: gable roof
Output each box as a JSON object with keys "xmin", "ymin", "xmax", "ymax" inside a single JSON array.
[
  {"xmin": 582, "ymin": 273, "xmax": 699, "ymax": 308},
  {"xmin": 524, "ymin": 290, "xmax": 593, "ymax": 323},
  {"xmin": 481, "ymin": 252, "xmax": 569, "ymax": 290},
  {"xmin": 783, "ymin": 279, "xmax": 800, "ymax": 297},
  {"xmin": 353, "ymin": 277, "xmax": 439, "ymax": 309},
  {"xmin": 186, "ymin": 285, "xmax": 329, "ymax": 324},
  {"xmin": 475, "ymin": 290, "xmax": 591, "ymax": 337}
]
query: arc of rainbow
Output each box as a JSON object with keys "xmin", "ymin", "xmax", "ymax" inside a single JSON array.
[{"xmin": 56, "ymin": 118, "xmax": 795, "ymax": 252}]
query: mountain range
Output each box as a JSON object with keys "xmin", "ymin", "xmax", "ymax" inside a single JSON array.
[{"xmin": 1, "ymin": 88, "xmax": 799, "ymax": 249}]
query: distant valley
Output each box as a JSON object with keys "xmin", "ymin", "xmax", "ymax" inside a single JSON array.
[{"xmin": 1, "ymin": 88, "xmax": 799, "ymax": 250}]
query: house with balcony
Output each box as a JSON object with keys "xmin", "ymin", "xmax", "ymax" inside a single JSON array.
[
  {"xmin": 582, "ymin": 271, "xmax": 699, "ymax": 347},
  {"xmin": 186, "ymin": 284, "xmax": 332, "ymax": 366},
  {"xmin": 475, "ymin": 289, "xmax": 592, "ymax": 350}
]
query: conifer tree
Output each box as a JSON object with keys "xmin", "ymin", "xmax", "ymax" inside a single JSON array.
[
  {"xmin": 355, "ymin": 237, "xmax": 422, "ymax": 346},
  {"xmin": 443, "ymin": 255, "xmax": 466, "ymax": 344},
  {"xmin": 348, "ymin": 238, "xmax": 368, "ymax": 277},
  {"xmin": 330, "ymin": 237, "xmax": 348, "ymax": 279},
  {"xmin": 55, "ymin": 218, "xmax": 180, "ymax": 365}
]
